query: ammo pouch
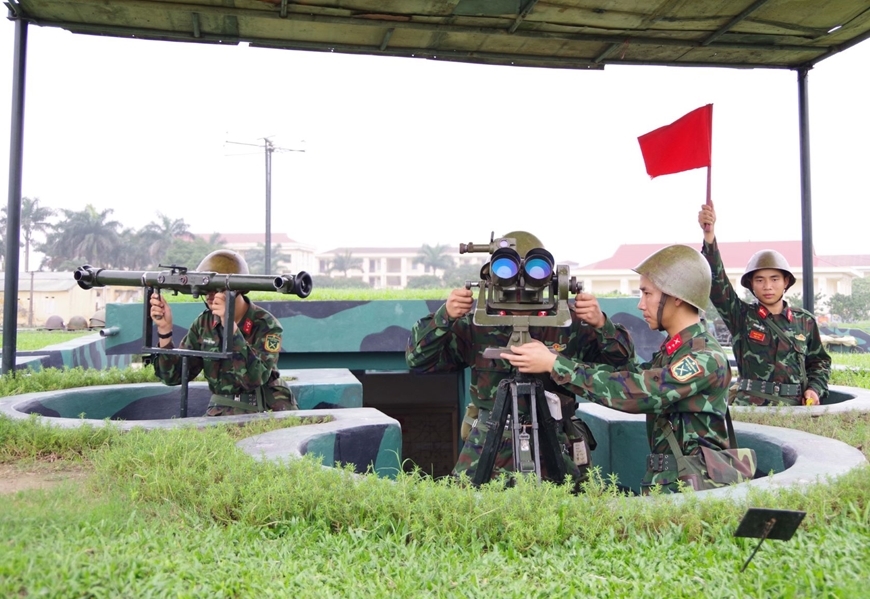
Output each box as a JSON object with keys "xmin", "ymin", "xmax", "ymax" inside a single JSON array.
[
  {"xmin": 563, "ymin": 416, "xmax": 597, "ymax": 452},
  {"xmin": 660, "ymin": 413, "xmax": 756, "ymax": 492},
  {"xmin": 561, "ymin": 399, "xmax": 596, "ymax": 467}
]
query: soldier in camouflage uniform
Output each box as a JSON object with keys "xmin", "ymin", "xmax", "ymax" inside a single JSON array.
[
  {"xmin": 503, "ymin": 245, "xmax": 733, "ymax": 493},
  {"xmin": 150, "ymin": 250, "xmax": 297, "ymax": 416},
  {"xmin": 699, "ymin": 204, "xmax": 831, "ymax": 406},
  {"xmin": 406, "ymin": 231, "xmax": 635, "ymax": 487}
]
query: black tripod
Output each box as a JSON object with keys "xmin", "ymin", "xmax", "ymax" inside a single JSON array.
[{"xmin": 471, "ymin": 370, "xmax": 568, "ymax": 487}]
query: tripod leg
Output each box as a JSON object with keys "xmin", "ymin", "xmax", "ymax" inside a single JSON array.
[
  {"xmin": 533, "ymin": 381, "xmax": 568, "ymax": 484},
  {"xmin": 472, "ymin": 379, "xmax": 511, "ymax": 487}
]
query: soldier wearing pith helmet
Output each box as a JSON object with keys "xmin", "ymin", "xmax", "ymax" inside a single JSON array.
[
  {"xmin": 406, "ymin": 230, "xmax": 635, "ymax": 489},
  {"xmin": 503, "ymin": 244, "xmax": 736, "ymax": 493},
  {"xmin": 699, "ymin": 204, "xmax": 830, "ymax": 407},
  {"xmin": 150, "ymin": 249, "xmax": 298, "ymax": 416}
]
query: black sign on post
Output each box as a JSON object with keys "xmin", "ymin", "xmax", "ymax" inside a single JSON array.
[{"xmin": 734, "ymin": 508, "xmax": 807, "ymax": 572}]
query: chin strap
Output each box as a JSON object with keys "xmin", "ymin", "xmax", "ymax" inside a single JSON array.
[{"xmin": 656, "ymin": 293, "xmax": 670, "ymax": 332}]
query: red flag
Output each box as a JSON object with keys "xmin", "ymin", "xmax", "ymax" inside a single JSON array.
[{"xmin": 637, "ymin": 104, "xmax": 712, "ymax": 178}]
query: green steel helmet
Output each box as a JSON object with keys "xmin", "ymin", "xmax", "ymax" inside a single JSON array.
[
  {"xmin": 632, "ymin": 245, "xmax": 711, "ymax": 310},
  {"xmin": 740, "ymin": 249, "xmax": 796, "ymax": 291},
  {"xmin": 196, "ymin": 249, "xmax": 250, "ymax": 275},
  {"xmin": 502, "ymin": 230, "xmax": 544, "ymax": 258}
]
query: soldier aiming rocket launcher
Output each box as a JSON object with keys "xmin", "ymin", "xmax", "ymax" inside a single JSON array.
[
  {"xmin": 74, "ymin": 263, "xmax": 312, "ymax": 359},
  {"xmin": 74, "ymin": 263, "xmax": 313, "ymax": 418},
  {"xmin": 459, "ymin": 233, "xmax": 582, "ymax": 486}
]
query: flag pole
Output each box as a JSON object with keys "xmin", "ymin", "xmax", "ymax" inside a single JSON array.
[{"xmin": 704, "ymin": 165, "xmax": 712, "ymax": 231}]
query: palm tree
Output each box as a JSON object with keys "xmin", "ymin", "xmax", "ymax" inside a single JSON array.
[
  {"xmin": 1, "ymin": 196, "xmax": 55, "ymax": 272},
  {"xmin": 414, "ymin": 243, "xmax": 454, "ymax": 274},
  {"xmin": 139, "ymin": 213, "xmax": 191, "ymax": 265},
  {"xmin": 329, "ymin": 250, "xmax": 363, "ymax": 277},
  {"xmin": 37, "ymin": 204, "xmax": 122, "ymax": 269},
  {"xmin": 163, "ymin": 233, "xmax": 227, "ymax": 268},
  {"xmin": 115, "ymin": 227, "xmax": 154, "ymax": 269},
  {"xmin": 245, "ymin": 243, "xmax": 291, "ymax": 274}
]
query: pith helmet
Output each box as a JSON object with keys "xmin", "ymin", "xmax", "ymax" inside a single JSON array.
[
  {"xmin": 633, "ymin": 245, "xmax": 711, "ymax": 310},
  {"xmin": 197, "ymin": 249, "xmax": 250, "ymax": 275},
  {"xmin": 502, "ymin": 230, "xmax": 544, "ymax": 258},
  {"xmin": 740, "ymin": 250, "xmax": 796, "ymax": 291}
]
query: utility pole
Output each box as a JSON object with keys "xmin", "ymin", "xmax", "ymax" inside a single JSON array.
[{"xmin": 225, "ymin": 137, "xmax": 305, "ymax": 273}]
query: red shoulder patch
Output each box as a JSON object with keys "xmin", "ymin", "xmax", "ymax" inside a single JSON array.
[
  {"xmin": 757, "ymin": 306, "xmax": 769, "ymax": 319},
  {"xmin": 241, "ymin": 319, "xmax": 253, "ymax": 335},
  {"xmin": 786, "ymin": 308, "xmax": 793, "ymax": 322}
]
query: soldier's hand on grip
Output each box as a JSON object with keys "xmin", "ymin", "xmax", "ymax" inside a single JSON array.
[
  {"xmin": 149, "ymin": 291, "xmax": 174, "ymax": 333},
  {"xmin": 446, "ymin": 288, "xmax": 474, "ymax": 319},
  {"xmin": 572, "ymin": 292, "xmax": 606, "ymax": 328},
  {"xmin": 209, "ymin": 291, "xmax": 229, "ymax": 327},
  {"xmin": 501, "ymin": 340, "xmax": 557, "ymax": 374}
]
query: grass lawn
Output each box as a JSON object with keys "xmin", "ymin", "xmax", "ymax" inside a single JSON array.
[{"xmin": 0, "ymin": 353, "xmax": 868, "ymax": 597}]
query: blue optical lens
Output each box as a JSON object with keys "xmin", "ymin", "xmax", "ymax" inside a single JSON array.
[
  {"xmin": 524, "ymin": 258, "xmax": 552, "ymax": 280},
  {"xmin": 492, "ymin": 258, "xmax": 519, "ymax": 279}
]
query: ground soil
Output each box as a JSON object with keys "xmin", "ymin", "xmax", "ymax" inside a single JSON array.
[{"xmin": 0, "ymin": 463, "xmax": 90, "ymax": 495}]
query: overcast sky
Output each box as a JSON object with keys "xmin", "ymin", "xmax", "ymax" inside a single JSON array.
[{"xmin": 1, "ymin": 22, "xmax": 868, "ymax": 268}]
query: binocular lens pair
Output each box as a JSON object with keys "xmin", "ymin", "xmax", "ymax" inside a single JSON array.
[{"xmin": 489, "ymin": 247, "xmax": 554, "ymax": 288}]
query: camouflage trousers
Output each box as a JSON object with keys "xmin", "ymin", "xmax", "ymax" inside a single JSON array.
[
  {"xmin": 205, "ymin": 384, "xmax": 298, "ymax": 417},
  {"xmin": 452, "ymin": 414, "xmax": 591, "ymax": 487}
]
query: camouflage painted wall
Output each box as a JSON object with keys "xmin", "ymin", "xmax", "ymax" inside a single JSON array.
[{"xmin": 104, "ymin": 298, "xmax": 669, "ymax": 365}]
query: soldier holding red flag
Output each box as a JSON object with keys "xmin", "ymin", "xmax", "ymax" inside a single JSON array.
[{"xmin": 698, "ymin": 205, "xmax": 831, "ymax": 406}]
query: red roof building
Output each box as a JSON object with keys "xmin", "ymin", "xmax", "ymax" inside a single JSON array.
[{"xmin": 574, "ymin": 241, "xmax": 867, "ymax": 311}]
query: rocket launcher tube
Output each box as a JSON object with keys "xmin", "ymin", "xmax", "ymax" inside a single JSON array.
[{"xmin": 73, "ymin": 265, "xmax": 313, "ymax": 298}]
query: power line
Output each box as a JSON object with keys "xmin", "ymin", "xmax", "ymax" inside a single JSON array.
[{"xmin": 224, "ymin": 137, "xmax": 305, "ymax": 273}]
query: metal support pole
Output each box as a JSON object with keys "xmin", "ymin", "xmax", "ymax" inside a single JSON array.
[
  {"xmin": 264, "ymin": 139, "xmax": 273, "ymax": 275},
  {"xmin": 2, "ymin": 19, "xmax": 29, "ymax": 375},
  {"xmin": 797, "ymin": 67, "xmax": 815, "ymax": 313}
]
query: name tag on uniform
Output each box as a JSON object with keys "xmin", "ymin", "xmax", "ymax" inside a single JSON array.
[{"xmin": 749, "ymin": 330, "xmax": 766, "ymax": 342}]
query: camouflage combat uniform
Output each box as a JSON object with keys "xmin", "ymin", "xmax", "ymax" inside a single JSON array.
[
  {"xmin": 702, "ymin": 238, "xmax": 831, "ymax": 406},
  {"xmin": 406, "ymin": 303, "xmax": 634, "ymax": 485},
  {"xmin": 153, "ymin": 296, "xmax": 297, "ymax": 416},
  {"xmin": 551, "ymin": 322, "xmax": 731, "ymax": 493}
]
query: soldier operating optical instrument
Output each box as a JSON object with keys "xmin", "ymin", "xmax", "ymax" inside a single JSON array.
[{"xmin": 459, "ymin": 232, "xmax": 578, "ymax": 486}]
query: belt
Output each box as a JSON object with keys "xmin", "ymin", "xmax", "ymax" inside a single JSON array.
[
  {"xmin": 209, "ymin": 391, "xmax": 264, "ymax": 412},
  {"xmin": 646, "ymin": 453, "xmax": 677, "ymax": 473},
  {"xmin": 737, "ymin": 379, "xmax": 801, "ymax": 397}
]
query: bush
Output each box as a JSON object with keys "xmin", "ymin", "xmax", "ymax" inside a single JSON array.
[
  {"xmin": 312, "ymin": 276, "xmax": 371, "ymax": 289},
  {"xmin": 405, "ymin": 275, "xmax": 444, "ymax": 289}
]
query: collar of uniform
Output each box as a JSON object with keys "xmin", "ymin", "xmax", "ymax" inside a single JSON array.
[
  {"xmin": 661, "ymin": 322, "xmax": 705, "ymax": 356},
  {"xmin": 756, "ymin": 302, "xmax": 792, "ymax": 322},
  {"xmin": 210, "ymin": 295, "xmax": 255, "ymax": 330}
]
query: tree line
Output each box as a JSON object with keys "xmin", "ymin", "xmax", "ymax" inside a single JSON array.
[
  {"xmin": 0, "ymin": 199, "xmax": 474, "ymax": 287},
  {"xmin": 0, "ymin": 198, "xmax": 293, "ymax": 274}
]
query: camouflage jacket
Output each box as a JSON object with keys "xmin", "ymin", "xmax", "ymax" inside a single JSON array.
[
  {"xmin": 153, "ymin": 296, "xmax": 286, "ymax": 399},
  {"xmin": 702, "ymin": 238, "xmax": 831, "ymax": 405},
  {"xmin": 405, "ymin": 303, "xmax": 635, "ymax": 410},
  {"xmin": 551, "ymin": 322, "xmax": 732, "ymax": 491}
]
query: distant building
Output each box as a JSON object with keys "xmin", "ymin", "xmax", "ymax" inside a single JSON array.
[
  {"xmin": 316, "ymin": 247, "xmax": 485, "ymax": 289},
  {"xmin": 572, "ymin": 241, "xmax": 866, "ymax": 312},
  {"xmin": 193, "ymin": 233, "xmax": 317, "ymax": 274},
  {"xmin": 0, "ymin": 271, "xmax": 133, "ymax": 329}
]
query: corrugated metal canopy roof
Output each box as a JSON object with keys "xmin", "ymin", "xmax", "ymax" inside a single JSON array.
[{"xmin": 8, "ymin": 0, "xmax": 870, "ymax": 70}]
